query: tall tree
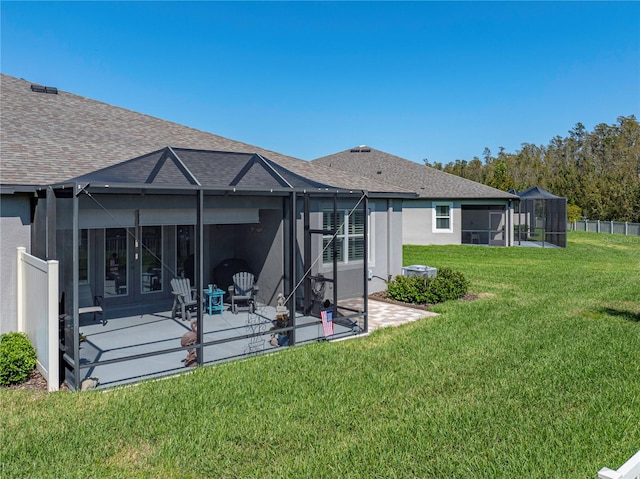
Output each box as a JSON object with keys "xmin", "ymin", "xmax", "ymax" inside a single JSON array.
[{"xmin": 423, "ymin": 116, "xmax": 640, "ymax": 222}]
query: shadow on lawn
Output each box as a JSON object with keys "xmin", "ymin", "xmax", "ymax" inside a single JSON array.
[{"xmin": 600, "ymin": 307, "xmax": 640, "ymax": 323}]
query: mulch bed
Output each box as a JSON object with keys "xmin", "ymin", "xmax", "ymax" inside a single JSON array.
[{"xmin": 1, "ymin": 369, "xmax": 69, "ymax": 392}]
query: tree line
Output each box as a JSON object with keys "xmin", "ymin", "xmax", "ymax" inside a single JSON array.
[{"xmin": 425, "ymin": 115, "xmax": 640, "ymax": 223}]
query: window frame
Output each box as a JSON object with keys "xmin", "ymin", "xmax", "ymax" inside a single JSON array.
[{"xmin": 432, "ymin": 202, "xmax": 454, "ymax": 233}]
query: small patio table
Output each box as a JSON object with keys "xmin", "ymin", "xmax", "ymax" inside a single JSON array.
[{"xmin": 203, "ymin": 287, "xmax": 225, "ymax": 315}]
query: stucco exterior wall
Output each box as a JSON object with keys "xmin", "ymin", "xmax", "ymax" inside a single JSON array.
[
  {"xmin": 368, "ymin": 198, "xmax": 403, "ymax": 289},
  {"xmin": 0, "ymin": 194, "xmax": 32, "ymax": 334},
  {"xmin": 402, "ymin": 198, "xmax": 514, "ymax": 246},
  {"xmin": 402, "ymin": 200, "xmax": 462, "ymax": 245}
]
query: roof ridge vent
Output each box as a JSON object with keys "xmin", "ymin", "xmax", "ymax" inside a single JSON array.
[
  {"xmin": 30, "ymin": 84, "xmax": 58, "ymax": 94},
  {"xmin": 350, "ymin": 146, "xmax": 371, "ymax": 153}
]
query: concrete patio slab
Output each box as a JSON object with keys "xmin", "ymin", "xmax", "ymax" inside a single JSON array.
[
  {"xmin": 339, "ymin": 298, "xmax": 437, "ymax": 332},
  {"xmin": 72, "ymin": 298, "xmax": 436, "ymax": 389}
]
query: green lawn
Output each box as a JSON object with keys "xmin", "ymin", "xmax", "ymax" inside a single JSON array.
[{"xmin": 1, "ymin": 232, "xmax": 639, "ymax": 478}]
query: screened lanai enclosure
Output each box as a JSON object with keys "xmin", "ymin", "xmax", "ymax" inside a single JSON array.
[
  {"xmin": 461, "ymin": 204, "xmax": 510, "ymax": 246},
  {"xmin": 35, "ymin": 148, "xmax": 369, "ymax": 390},
  {"xmin": 513, "ymin": 186, "xmax": 567, "ymax": 248}
]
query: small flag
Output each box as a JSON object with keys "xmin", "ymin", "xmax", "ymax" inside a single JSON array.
[{"xmin": 321, "ymin": 309, "xmax": 334, "ymax": 337}]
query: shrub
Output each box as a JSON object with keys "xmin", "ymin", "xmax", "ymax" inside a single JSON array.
[
  {"xmin": 0, "ymin": 332, "xmax": 37, "ymax": 386},
  {"xmin": 387, "ymin": 274, "xmax": 429, "ymax": 304},
  {"xmin": 386, "ymin": 268, "xmax": 470, "ymax": 305},
  {"xmin": 428, "ymin": 268, "xmax": 470, "ymax": 303}
]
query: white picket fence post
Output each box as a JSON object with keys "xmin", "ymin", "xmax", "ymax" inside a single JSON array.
[{"xmin": 598, "ymin": 450, "xmax": 640, "ymax": 479}]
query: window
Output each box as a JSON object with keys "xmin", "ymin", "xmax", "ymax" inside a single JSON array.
[
  {"xmin": 323, "ymin": 210, "xmax": 344, "ymax": 264},
  {"xmin": 322, "ymin": 209, "xmax": 369, "ymax": 264},
  {"xmin": 348, "ymin": 209, "xmax": 365, "ymax": 261},
  {"xmin": 433, "ymin": 202, "xmax": 453, "ymax": 233}
]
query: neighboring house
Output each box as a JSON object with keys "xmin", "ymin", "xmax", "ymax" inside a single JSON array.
[
  {"xmin": 0, "ymin": 74, "xmax": 412, "ymax": 389},
  {"xmin": 313, "ymin": 146, "xmax": 519, "ymax": 247}
]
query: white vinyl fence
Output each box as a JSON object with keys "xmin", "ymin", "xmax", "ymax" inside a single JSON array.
[
  {"xmin": 16, "ymin": 247, "xmax": 59, "ymax": 392},
  {"xmin": 599, "ymin": 450, "xmax": 640, "ymax": 479},
  {"xmin": 571, "ymin": 220, "xmax": 640, "ymax": 236}
]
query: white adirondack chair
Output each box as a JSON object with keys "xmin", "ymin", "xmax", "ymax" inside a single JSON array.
[
  {"xmin": 171, "ymin": 277, "xmax": 198, "ymax": 321},
  {"xmin": 228, "ymin": 272, "xmax": 258, "ymax": 314}
]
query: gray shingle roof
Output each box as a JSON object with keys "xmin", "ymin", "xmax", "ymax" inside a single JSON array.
[
  {"xmin": 0, "ymin": 74, "xmax": 411, "ymax": 195},
  {"xmin": 313, "ymin": 146, "xmax": 518, "ymax": 200}
]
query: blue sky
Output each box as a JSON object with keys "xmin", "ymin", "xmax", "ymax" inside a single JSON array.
[{"xmin": 2, "ymin": 1, "xmax": 639, "ymax": 164}]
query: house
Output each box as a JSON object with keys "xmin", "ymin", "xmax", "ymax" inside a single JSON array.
[
  {"xmin": 313, "ymin": 146, "xmax": 519, "ymax": 246},
  {"xmin": 0, "ymin": 74, "xmax": 413, "ymax": 389}
]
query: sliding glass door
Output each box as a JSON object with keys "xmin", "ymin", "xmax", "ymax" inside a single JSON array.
[
  {"xmin": 141, "ymin": 226, "xmax": 163, "ymax": 293},
  {"xmin": 105, "ymin": 228, "xmax": 128, "ymax": 297}
]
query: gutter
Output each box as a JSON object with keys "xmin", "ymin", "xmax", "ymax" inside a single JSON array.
[
  {"xmin": 415, "ymin": 194, "xmax": 520, "ymax": 201},
  {"xmin": 45, "ymin": 181, "xmax": 371, "ymax": 197},
  {"xmin": 367, "ymin": 191, "xmax": 418, "ymax": 199},
  {"xmin": 0, "ymin": 184, "xmax": 39, "ymax": 194}
]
